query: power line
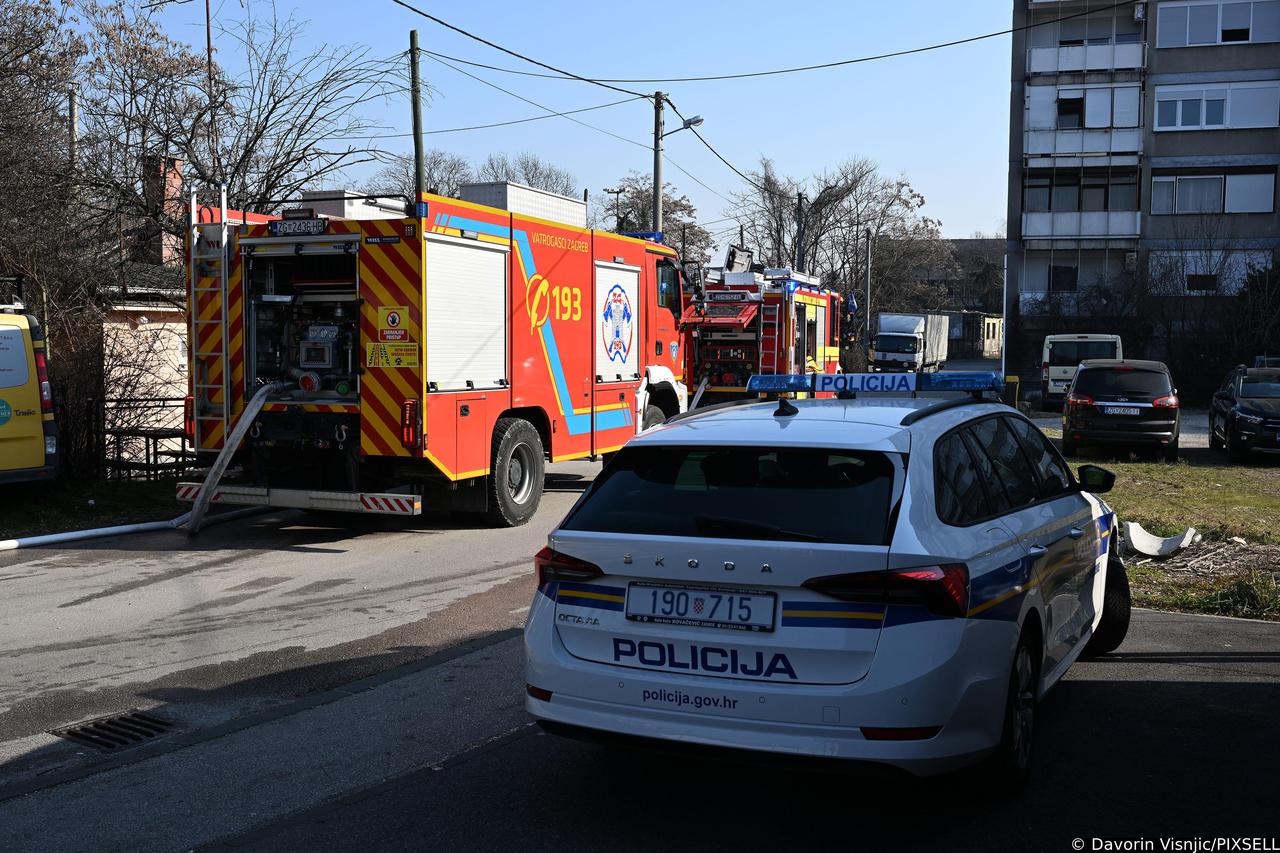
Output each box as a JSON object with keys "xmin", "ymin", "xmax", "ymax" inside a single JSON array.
[
  {"xmin": 414, "ymin": 1, "xmax": 1138, "ymax": 84},
  {"xmin": 426, "ymin": 55, "xmax": 744, "ymax": 216},
  {"xmin": 387, "ymin": 0, "xmax": 649, "ymax": 99},
  {"xmin": 666, "ymin": 99, "xmax": 772, "ymax": 197},
  {"xmin": 424, "ymin": 53, "xmax": 650, "ymax": 151}
]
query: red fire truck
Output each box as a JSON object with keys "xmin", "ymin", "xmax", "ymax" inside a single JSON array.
[
  {"xmin": 178, "ymin": 188, "xmax": 688, "ymax": 525},
  {"xmin": 679, "ymin": 248, "xmax": 843, "ymax": 407}
]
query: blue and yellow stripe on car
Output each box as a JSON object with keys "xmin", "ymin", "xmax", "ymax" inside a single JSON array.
[
  {"xmin": 554, "ymin": 582, "xmax": 626, "ymax": 612},
  {"xmin": 781, "ymin": 601, "xmax": 885, "ymax": 628}
]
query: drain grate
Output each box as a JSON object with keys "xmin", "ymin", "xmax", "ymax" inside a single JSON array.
[{"xmin": 51, "ymin": 710, "xmax": 175, "ymax": 751}]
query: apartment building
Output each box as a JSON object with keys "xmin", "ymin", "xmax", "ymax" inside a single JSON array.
[{"xmin": 1005, "ymin": 0, "xmax": 1280, "ymax": 382}]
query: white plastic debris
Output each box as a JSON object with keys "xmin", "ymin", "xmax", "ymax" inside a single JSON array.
[
  {"xmin": 1229, "ymin": 536, "xmax": 1248, "ymax": 546},
  {"xmin": 1123, "ymin": 521, "xmax": 1198, "ymax": 558}
]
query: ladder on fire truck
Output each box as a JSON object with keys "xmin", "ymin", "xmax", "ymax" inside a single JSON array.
[
  {"xmin": 759, "ymin": 302, "xmax": 782, "ymax": 375},
  {"xmin": 188, "ymin": 185, "xmax": 230, "ymax": 450}
]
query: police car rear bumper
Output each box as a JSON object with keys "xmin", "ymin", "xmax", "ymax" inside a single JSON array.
[{"xmin": 525, "ymin": 603, "xmax": 1010, "ymax": 777}]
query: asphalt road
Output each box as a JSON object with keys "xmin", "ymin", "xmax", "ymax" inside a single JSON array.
[
  {"xmin": 0, "ymin": 609, "xmax": 1275, "ymax": 852},
  {"xmin": 0, "ymin": 462, "xmax": 596, "ymax": 783}
]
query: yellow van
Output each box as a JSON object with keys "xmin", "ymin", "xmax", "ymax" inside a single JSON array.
[{"xmin": 0, "ymin": 303, "xmax": 58, "ymax": 483}]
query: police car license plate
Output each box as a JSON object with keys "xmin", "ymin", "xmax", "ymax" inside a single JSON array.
[
  {"xmin": 626, "ymin": 583, "xmax": 776, "ymax": 632},
  {"xmin": 1104, "ymin": 406, "xmax": 1140, "ymax": 416}
]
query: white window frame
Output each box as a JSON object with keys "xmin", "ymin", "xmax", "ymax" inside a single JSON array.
[
  {"xmin": 1152, "ymin": 173, "xmax": 1276, "ymax": 214},
  {"xmin": 1157, "ymin": 1, "xmax": 1280, "ymax": 47},
  {"xmin": 1154, "ymin": 81, "xmax": 1279, "ymax": 131}
]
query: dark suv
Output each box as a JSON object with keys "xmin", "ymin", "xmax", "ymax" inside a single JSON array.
[
  {"xmin": 1210, "ymin": 367, "xmax": 1280, "ymax": 462},
  {"xmin": 1062, "ymin": 359, "xmax": 1180, "ymax": 461}
]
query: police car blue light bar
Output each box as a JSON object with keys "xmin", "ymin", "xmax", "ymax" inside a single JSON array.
[{"xmin": 745, "ymin": 372, "xmax": 1005, "ymax": 395}]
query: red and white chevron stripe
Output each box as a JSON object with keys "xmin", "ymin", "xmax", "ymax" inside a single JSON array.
[{"xmin": 359, "ymin": 494, "xmax": 417, "ymax": 515}]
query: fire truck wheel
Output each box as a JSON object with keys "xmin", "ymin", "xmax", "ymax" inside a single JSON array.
[
  {"xmin": 642, "ymin": 405, "xmax": 666, "ymax": 430},
  {"xmin": 486, "ymin": 418, "xmax": 544, "ymax": 527}
]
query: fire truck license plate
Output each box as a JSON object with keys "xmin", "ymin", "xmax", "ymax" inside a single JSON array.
[{"xmin": 626, "ymin": 583, "xmax": 775, "ymax": 632}]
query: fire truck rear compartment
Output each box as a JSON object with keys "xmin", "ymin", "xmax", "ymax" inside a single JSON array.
[{"xmin": 247, "ymin": 252, "xmax": 361, "ymax": 403}]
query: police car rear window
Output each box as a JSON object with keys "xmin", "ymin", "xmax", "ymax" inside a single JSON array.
[
  {"xmin": 561, "ymin": 445, "xmax": 898, "ymax": 545},
  {"xmin": 0, "ymin": 328, "xmax": 30, "ymax": 390}
]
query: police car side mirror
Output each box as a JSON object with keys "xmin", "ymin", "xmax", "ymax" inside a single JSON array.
[{"xmin": 1076, "ymin": 464, "xmax": 1114, "ymax": 494}]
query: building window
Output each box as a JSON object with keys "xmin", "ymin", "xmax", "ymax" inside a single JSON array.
[
  {"xmin": 1157, "ymin": 1, "xmax": 1280, "ymax": 47},
  {"xmin": 1024, "ymin": 175, "xmax": 1051, "ymax": 212},
  {"xmin": 1178, "ymin": 176, "xmax": 1225, "ymax": 213},
  {"xmin": 1052, "ymin": 175, "xmax": 1080, "ymax": 212},
  {"xmin": 1226, "ymin": 173, "xmax": 1277, "ymax": 212},
  {"xmin": 1050, "ymin": 265, "xmax": 1079, "ymax": 292},
  {"xmin": 1153, "ymin": 173, "xmax": 1276, "ymax": 214},
  {"xmin": 1187, "ymin": 274, "xmax": 1219, "ymax": 291},
  {"xmin": 1155, "ymin": 81, "xmax": 1279, "ymax": 130},
  {"xmin": 1057, "ymin": 92, "xmax": 1084, "ymax": 129},
  {"xmin": 1109, "ymin": 174, "xmax": 1139, "ymax": 210},
  {"xmin": 1025, "ymin": 170, "xmax": 1139, "ymax": 213}
]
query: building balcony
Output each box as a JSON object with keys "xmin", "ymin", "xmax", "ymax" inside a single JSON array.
[
  {"xmin": 1024, "ymin": 128, "xmax": 1142, "ymax": 156},
  {"xmin": 1022, "ymin": 211, "xmax": 1141, "ymax": 239},
  {"xmin": 1027, "ymin": 43, "xmax": 1145, "ymax": 74}
]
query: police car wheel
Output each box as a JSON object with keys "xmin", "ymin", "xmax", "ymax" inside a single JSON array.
[
  {"xmin": 642, "ymin": 405, "xmax": 665, "ymax": 431},
  {"xmin": 1083, "ymin": 555, "xmax": 1131, "ymax": 658},
  {"xmin": 986, "ymin": 630, "xmax": 1038, "ymax": 792},
  {"xmin": 486, "ymin": 418, "xmax": 544, "ymax": 527}
]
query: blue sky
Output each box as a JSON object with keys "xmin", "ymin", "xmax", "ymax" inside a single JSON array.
[{"xmin": 155, "ymin": 0, "xmax": 1013, "ymax": 239}]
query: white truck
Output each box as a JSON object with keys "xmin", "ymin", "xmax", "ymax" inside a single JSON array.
[{"xmin": 870, "ymin": 312, "xmax": 948, "ymax": 373}]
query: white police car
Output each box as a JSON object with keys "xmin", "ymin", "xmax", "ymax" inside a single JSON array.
[{"xmin": 524, "ymin": 372, "xmax": 1130, "ymax": 785}]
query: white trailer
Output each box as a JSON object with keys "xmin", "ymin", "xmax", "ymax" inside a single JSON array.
[{"xmin": 870, "ymin": 312, "xmax": 949, "ymax": 372}]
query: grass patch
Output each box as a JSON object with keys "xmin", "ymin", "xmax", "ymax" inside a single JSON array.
[
  {"xmin": 1128, "ymin": 561, "xmax": 1280, "ymax": 621},
  {"xmin": 1058, "ymin": 454, "xmax": 1280, "ymax": 545},
  {"xmin": 0, "ymin": 478, "xmax": 184, "ymax": 540}
]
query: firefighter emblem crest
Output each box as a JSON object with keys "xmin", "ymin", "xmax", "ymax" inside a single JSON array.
[{"xmin": 601, "ymin": 284, "xmax": 633, "ymax": 363}]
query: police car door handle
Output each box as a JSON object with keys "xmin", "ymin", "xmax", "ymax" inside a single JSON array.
[
  {"xmin": 1068, "ymin": 527, "xmax": 1085, "ymax": 540},
  {"xmin": 1028, "ymin": 544, "xmax": 1048, "ymax": 558}
]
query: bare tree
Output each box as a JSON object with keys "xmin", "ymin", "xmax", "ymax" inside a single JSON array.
[
  {"xmin": 475, "ymin": 151, "xmax": 577, "ymax": 197},
  {"xmin": 367, "ymin": 149, "xmax": 473, "ymax": 200},
  {"xmin": 731, "ymin": 157, "xmax": 952, "ymax": 338},
  {"xmin": 591, "ymin": 172, "xmax": 715, "ymax": 262}
]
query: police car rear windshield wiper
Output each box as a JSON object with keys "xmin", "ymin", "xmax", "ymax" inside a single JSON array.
[{"xmin": 693, "ymin": 515, "xmax": 822, "ymax": 543}]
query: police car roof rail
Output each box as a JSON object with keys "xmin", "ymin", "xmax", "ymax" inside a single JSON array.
[
  {"xmin": 899, "ymin": 395, "xmax": 1004, "ymax": 427},
  {"xmin": 664, "ymin": 396, "xmax": 767, "ymax": 425}
]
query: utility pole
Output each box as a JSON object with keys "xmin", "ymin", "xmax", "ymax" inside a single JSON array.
[
  {"xmin": 651, "ymin": 91, "xmax": 664, "ymax": 233},
  {"xmin": 864, "ymin": 227, "xmax": 874, "ymax": 343},
  {"xmin": 68, "ymin": 89, "xmax": 78, "ymax": 171},
  {"xmin": 204, "ymin": 0, "xmax": 217, "ymax": 172},
  {"xmin": 793, "ymin": 193, "xmax": 807, "ymax": 272},
  {"xmin": 409, "ymin": 30, "xmax": 427, "ymax": 216}
]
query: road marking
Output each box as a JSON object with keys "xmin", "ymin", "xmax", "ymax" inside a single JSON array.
[{"xmin": 509, "ymin": 606, "xmax": 529, "ymax": 615}]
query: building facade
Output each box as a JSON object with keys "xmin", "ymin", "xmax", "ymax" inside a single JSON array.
[{"xmin": 1005, "ymin": 0, "xmax": 1279, "ymax": 386}]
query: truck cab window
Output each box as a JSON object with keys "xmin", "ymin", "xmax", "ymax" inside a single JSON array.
[{"xmin": 656, "ymin": 261, "xmax": 680, "ymax": 313}]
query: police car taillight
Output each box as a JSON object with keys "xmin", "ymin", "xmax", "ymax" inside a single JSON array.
[
  {"xmin": 535, "ymin": 546, "xmax": 603, "ymax": 583},
  {"xmin": 887, "ymin": 564, "xmax": 969, "ymax": 618},
  {"xmin": 804, "ymin": 563, "xmax": 969, "ymax": 618}
]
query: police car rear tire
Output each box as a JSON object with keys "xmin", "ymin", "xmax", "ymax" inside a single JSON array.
[
  {"xmin": 986, "ymin": 630, "xmax": 1038, "ymax": 792},
  {"xmin": 486, "ymin": 418, "xmax": 544, "ymax": 527},
  {"xmin": 1083, "ymin": 555, "xmax": 1130, "ymax": 657}
]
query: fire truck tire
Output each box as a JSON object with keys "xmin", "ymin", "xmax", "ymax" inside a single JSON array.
[
  {"xmin": 486, "ymin": 418, "xmax": 544, "ymax": 527},
  {"xmin": 642, "ymin": 405, "xmax": 666, "ymax": 430}
]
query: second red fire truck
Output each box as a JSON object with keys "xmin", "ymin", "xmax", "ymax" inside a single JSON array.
[{"xmin": 679, "ymin": 247, "xmax": 843, "ymax": 407}]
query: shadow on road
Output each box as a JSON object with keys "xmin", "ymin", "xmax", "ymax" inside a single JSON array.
[{"xmin": 221, "ymin": 675, "xmax": 1280, "ymax": 851}]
